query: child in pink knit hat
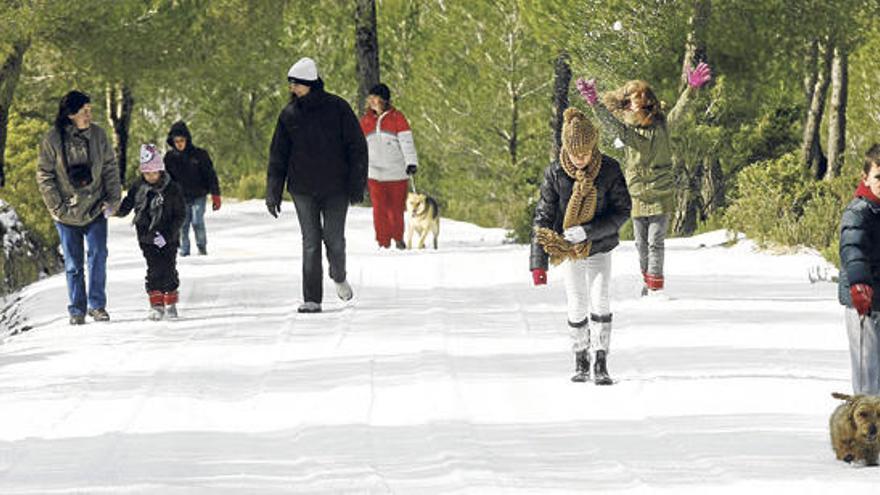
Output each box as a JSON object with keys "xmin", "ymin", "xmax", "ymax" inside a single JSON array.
[{"xmin": 116, "ymin": 144, "xmax": 187, "ymax": 320}]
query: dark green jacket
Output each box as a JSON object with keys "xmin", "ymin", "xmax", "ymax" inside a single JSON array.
[{"xmin": 591, "ymin": 88, "xmax": 695, "ymax": 217}]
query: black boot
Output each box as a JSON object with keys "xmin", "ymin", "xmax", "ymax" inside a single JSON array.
[
  {"xmin": 593, "ymin": 350, "xmax": 613, "ymax": 385},
  {"xmin": 570, "ymin": 349, "xmax": 590, "ymax": 382}
]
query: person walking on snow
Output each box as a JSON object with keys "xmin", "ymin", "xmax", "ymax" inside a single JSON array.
[
  {"xmin": 116, "ymin": 144, "xmax": 186, "ymax": 321},
  {"xmin": 531, "ymin": 107, "xmax": 631, "ymax": 384},
  {"xmin": 838, "ymin": 144, "xmax": 880, "ymax": 395},
  {"xmin": 360, "ymin": 83, "xmax": 419, "ymax": 250},
  {"xmin": 576, "ymin": 62, "xmax": 712, "ymax": 296},
  {"xmin": 163, "ymin": 121, "xmax": 221, "ymax": 257},
  {"xmin": 265, "ymin": 57, "xmax": 368, "ymax": 313},
  {"xmin": 36, "ymin": 90, "xmax": 122, "ymax": 325}
]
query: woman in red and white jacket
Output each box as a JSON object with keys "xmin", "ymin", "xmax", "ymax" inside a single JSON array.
[{"xmin": 360, "ymin": 83, "xmax": 419, "ymax": 249}]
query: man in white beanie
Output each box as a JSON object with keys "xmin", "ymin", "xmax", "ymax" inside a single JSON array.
[{"xmin": 266, "ymin": 56, "xmax": 368, "ymax": 313}]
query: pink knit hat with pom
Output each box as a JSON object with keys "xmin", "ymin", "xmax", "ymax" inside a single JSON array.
[{"xmin": 139, "ymin": 143, "xmax": 164, "ymax": 173}]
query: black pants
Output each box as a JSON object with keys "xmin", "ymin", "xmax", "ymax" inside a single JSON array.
[
  {"xmin": 292, "ymin": 192, "xmax": 348, "ymax": 303},
  {"xmin": 140, "ymin": 242, "xmax": 180, "ymax": 292}
]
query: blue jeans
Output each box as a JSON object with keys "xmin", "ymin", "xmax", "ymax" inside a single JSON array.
[
  {"xmin": 180, "ymin": 196, "xmax": 207, "ymax": 255},
  {"xmin": 55, "ymin": 216, "xmax": 108, "ymax": 316}
]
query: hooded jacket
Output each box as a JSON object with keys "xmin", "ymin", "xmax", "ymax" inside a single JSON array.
[
  {"xmin": 36, "ymin": 124, "xmax": 122, "ymax": 227},
  {"xmin": 163, "ymin": 121, "xmax": 221, "ymax": 201},
  {"xmin": 530, "ymin": 155, "xmax": 632, "ymax": 271},
  {"xmin": 266, "ymin": 85, "xmax": 368, "ymax": 203}
]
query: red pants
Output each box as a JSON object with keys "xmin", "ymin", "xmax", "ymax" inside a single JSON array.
[{"xmin": 368, "ymin": 179, "xmax": 409, "ymax": 247}]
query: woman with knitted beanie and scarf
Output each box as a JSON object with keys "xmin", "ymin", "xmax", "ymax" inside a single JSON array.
[{"xmin": 531, "ymin": 107, "xmax": 631, "ymax": 384}]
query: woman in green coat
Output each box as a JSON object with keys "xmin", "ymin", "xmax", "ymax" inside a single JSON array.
[{"xmin": 576, "ymin": 63, "xmax": 711, "ymax": 295}]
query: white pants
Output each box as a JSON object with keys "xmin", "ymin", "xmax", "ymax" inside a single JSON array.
[{"xmin": 561, "ymin": 252, "xmax": 612, "ymax": 353}]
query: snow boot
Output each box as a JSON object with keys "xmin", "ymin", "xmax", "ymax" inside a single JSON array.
[
  {"xmin": 297, "ymin": 301, "xmax": 322, "ymax": 313},
  {"xmin": 69, "ymin": 314, "xmax": 85, "ymax": 326},
  {"xmin": 570, "ymin": 349, "xmax": 590, "ymax": 382},
  {"xmin": 164, "ymin": 291, "xmax": 179, "ymax": 319},
  {"xmin": 148, "ymin": 290, "xmax": 164, "ymax": 321},
  {"xmin": 197, "ymin": 245, "xmax": 207, "ymax": 256},
  {"xmin": 394, "ymin": 239, "xmax": 406, "ymax": 250},
  {"xmin": 335, "ymin": 280, "xmax": 353, "ymax": 301},
  {"xmin": 593, "ymin": 350, "xmax": 613, "ymax": 385}
]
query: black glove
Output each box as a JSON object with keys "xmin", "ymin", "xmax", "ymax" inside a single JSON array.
[
  {"xmin": 266, "ymin": 199, "xmax": 281, "ymax": 218},
  {"xmin": 406, "ymin": 164, "xmax": 417, "ymax": 176},
  {"xmin": 349, "ymin": 191, "xmax": 364, "ymax": 205}
]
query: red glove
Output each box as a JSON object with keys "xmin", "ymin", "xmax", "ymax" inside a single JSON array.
[
  {"xmin": 851, "ymin": 284, "xmax": 874, "ymax": 316},
  {"xmin": 211, "ymin": 194, "xmax": 222, "ymax": 211},
  {"xmin": 532, "ymin": 268, "xmax": 547, "ymax": 286}
]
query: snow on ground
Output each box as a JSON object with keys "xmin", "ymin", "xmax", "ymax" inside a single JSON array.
[{"xmin": 0, "ymin": 200, "xmax": 872, "ymax": 494}]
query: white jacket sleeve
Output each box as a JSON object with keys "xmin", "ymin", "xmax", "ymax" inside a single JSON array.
[{"xmin": 398, "ymin": 129, "xmax": 418, "ymax": 166}]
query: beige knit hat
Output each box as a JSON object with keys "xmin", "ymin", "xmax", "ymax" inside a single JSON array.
[{"xmin": 561, "ymin": 107, "xmax": 599, "ymax": 157}]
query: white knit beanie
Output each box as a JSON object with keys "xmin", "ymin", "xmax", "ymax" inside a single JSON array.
[{"xmin": 288, "ymin": 57, "xmax": 319, "ymax": 82}]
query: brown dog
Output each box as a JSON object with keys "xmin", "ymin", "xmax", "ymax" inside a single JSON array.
[
  {"xmin": 830, "ymin": 392, "xmax": 880, "ymax": 465},
  {"xmin": 406, "ymin": 192, "xmax": 440, "ymax": 250}
]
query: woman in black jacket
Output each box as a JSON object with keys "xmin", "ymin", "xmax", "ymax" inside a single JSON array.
[{"xmin": 531, "ymin": 107, "xmax": 631, "ymax": 384}]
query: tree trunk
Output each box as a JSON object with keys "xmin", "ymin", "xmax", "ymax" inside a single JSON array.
[
  {"xmin": 801, "ymin": 40, "xmax": 832, "ymax": 180},
  {"xmin": 106, "ymin": 82, "xmax": 134, "ymax": 183},
  {"xmin": 673, "ymin": 0, "xmax": 710, "ymax": 236},
  {"xmin": 0, "ymin": 39, "xmax": 29, "ymax": 188},
  {"xmin": 701, "ymin": 157, "xmax": 725, "ymax": 217},
  {"xmin": 826, "ymin": 45, "xmax": 848, "ymax": 179},
  {"xmin": 355, "ymin": 0, "xmax": 380, "ymax": 114},
  {"xmin": 803, "ymin": 38, "xmax": 818, "ymax": 104},
  {"xmin": 551, "ymin": 51, "xmax": 571, "ymax": 159}
]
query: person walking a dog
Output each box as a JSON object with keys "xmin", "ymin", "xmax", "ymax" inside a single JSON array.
[
  {"xmin": 576, "ymin": 63, "xmax": 712, "ymax": 296},
  {"xmin": 36, "ymin": 90, "xmax": 122, "ymax": 325},
  {"xmin": 265, "ymin": 56, "xmax": 368, "ymax": 313},
  {"xmin": 838, "ymin": 144, "xmax": 880, "ymax": 395},
  {"xmin": 531, "ymin": 107, "xmax": 631, "ymax": 384},
  {"xmin": 360, "ymin": 83, "xmax": 419, "ymax": 250}
]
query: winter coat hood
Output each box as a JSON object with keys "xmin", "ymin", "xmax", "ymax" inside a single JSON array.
[{"xmin": 166, "ymin": 121, "xmax": 193, "ymax": 150}]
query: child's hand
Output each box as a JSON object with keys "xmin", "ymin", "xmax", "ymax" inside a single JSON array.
[
  {"xmin": 153, "ymin": 232, "xmax": 167, "ymax": 249},
  {"xmin": 851, "ymin": 283, "xmax": 873, "ymax": 316},
  {"xmin": 575, "ymin": 77, "xmax": 599, "ymax": 106},
  {"xmin": 532, "ymin": 268, "xmax": 547, "ymax": 286},
  {"xmin": 686, "ymin": 62, "xmax": 712, "ymax": 89}
]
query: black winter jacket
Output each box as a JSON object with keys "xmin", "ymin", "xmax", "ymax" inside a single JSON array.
[
  {"xmin": 530, "ymin": 155, "xmax": 632, "ymax": 271},
  {"xmin": 163, "ymin": 121, "xmax": 221, "ymax": 201},
  {"xmin": 266, "ymin": 86, "xmax": 368, "ymax": 203},
  {"xmin": 839, "ymin": 195, "xmax": 880, "ymax": 308},
  {"xmin": 117, "ymin": 174, "xmax": 187, "ymax": 246}
]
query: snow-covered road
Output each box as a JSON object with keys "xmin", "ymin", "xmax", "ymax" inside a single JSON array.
[{"xmin": 0, "ymin": 200, "xmax": 871, "ymax": 494}]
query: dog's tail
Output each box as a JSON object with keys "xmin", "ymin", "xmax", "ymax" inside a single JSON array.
[
  {"xmin": 832, "ymin": 392, "xmax": 853, "ymax": 401},
  {"xmin": 426, "ymin": 196, "xmax": 439, "ymax": 218}
]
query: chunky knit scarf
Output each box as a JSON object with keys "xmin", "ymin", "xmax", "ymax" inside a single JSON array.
[
  {"xmin": 133, "ymin": 173, "xmax": 171, "ymax": 233},
  {"xmin": 535, "ymin": 149, "xmax": 603, "ymax": 265}
]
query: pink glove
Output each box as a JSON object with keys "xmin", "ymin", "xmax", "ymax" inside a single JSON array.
[
  {"xmin": 851, "ymin": 284, "xmax": 874, "ymax": 316},
  {"xmin": 575, "ymin": 77, "xmax": 598, "ymax": 106},
  {"xmin": 532, "ymin": 268, "xmax": 547, "ymax": 286},
  {"xmin": 686, "ymin": 62, "xmax": 712, "ymax": 89}
]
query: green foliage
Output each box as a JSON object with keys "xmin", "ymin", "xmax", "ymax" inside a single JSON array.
[
  {"xmin": 723, "ymin": 152, "xmax": 854, "ymax": 265},
  {"xmin": 2, "ymin": 113, "xmax": 56, "ymax": 246}
]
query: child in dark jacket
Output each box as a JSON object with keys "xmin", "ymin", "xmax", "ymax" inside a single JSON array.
[
  {"xmin": 839, "ymin": 144, "xmax": 880, "ymax": 394},
  {"xmin": 530, "ymin": 107, "xmax": 632, "ymax": 384},
  {"xmin": 117, "ymin": 144, "xmax": 186, "ymax": 320}
]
